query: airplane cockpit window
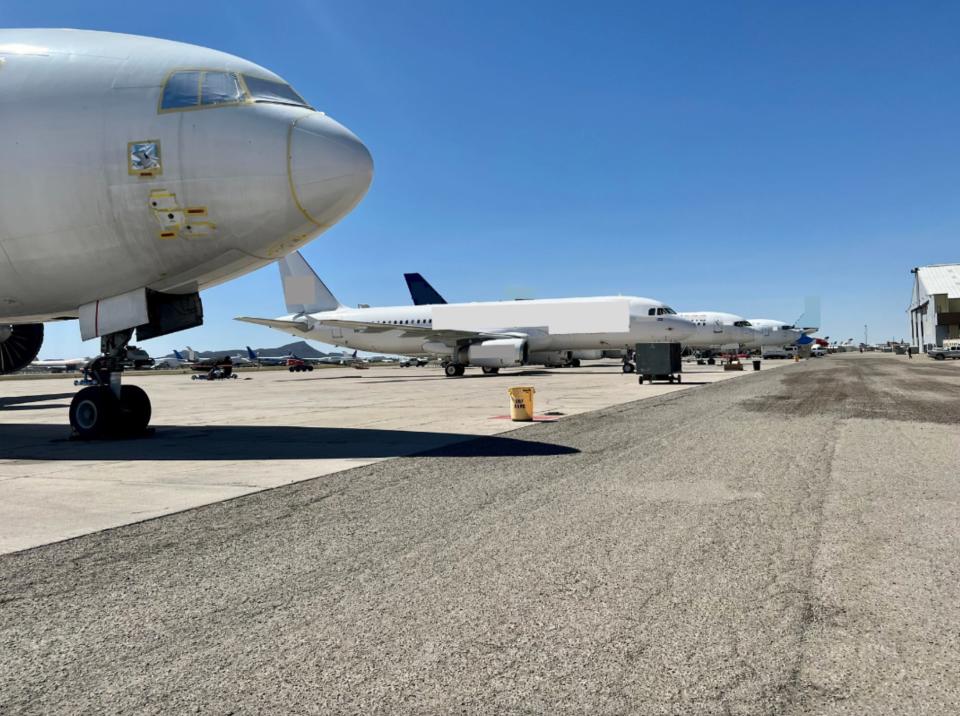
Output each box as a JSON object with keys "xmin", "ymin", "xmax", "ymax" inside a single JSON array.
[
  {"xmin": 648, "ymin": 308, "xmax": 656, "ymax": 316},
  {"xmin": 734, "ymin": 320, "xmax": 752, "ymax": 327},
  {"xmin": 161, "ymin": 70, "xmax": 202, "ymax": 109},
  {"xmin": 781, "ymin": 325, "xmax": 794, "ymax": 331},
  {"xmin": 242, "ymin": 74, "xmax": 311, "ymax": 108},
  {"xmin": 160, "ymin": 70, "xmax": 246, "ymax": 111},
  {"xmin": 653, "ymin": 307, "xmax": 677, "ymax": 316},
  {"xmin": 201, "ymin": 72, "xmax": 244, "ymax": 106}
]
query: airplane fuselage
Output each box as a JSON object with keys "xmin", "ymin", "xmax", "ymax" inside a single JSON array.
[
  {"xmin": 0, "ymin": 29, "xmax": 372, "ymax": 324},
  {"xmin": 282, "ymin": 297, "xmax": 694, "ymax": 358},
  {"xmin": 744, "ymin": 319, "xmax": 806, "ymax": 348},
  {"xmin": 678, "ymin": 311, "xmax": 756, "ymax": 348}
]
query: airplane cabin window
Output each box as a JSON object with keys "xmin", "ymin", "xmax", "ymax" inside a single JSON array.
[
  {"xmin": 161, "ymin": 71, "xmax": 202, "ymax": 109},
  {"xmin": 201, "ymin": 71, "xmax": 244, "ymax": 106},
  {"xmin": 242, "ymin": 75, "xmax": 311, "ymax": 108}
]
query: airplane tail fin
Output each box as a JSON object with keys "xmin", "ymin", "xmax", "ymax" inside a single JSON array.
[
  {"xmin": 404, "ymin": 272, "xmax": 448, "ymax": 305},
  {"xmin": 246, "ymin": 346, "xmax": 258, "ymax": 361},
  {"xmin": 278, "ymin": 251, "xmax": 342, "ymax": 314},
  {"xmin": 795, "ymin": 296, "xmax": 821, "ymax": 333},
  {"xmin": 173, "ymin": 349, "xmax": 184, "ymax": 361}
]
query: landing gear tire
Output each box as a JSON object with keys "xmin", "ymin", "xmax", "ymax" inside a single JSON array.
[
  {"xmin": 622, "ymin": 363, "xmax": 635, "ymax": 374},
  {"xmin": 482, "ymin": 366, "xmax": 500, "ymax": 375},
  {"xmin": 571, "ymin": 359, "xmax": 581, "ymax": 368},
  {"xmin": 444, "ymin": 363, "xmax": 461, "ymax": 377},
  {"xmin": 69, "ymin": 387, "xmax": 118, "ymax": 440},
  {"xmin": 676, "ymin": 374, "xmax": 682, "ymax": 384},
  {"xmin": 69, "ymin": 328, "xmax": 155, "ymax": 440},
  {"xmin": 117, "ymin": 385, "xmax": 152, "ymax": 436}
]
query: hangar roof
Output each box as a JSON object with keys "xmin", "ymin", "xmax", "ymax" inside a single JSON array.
[{"xmin": 916, "ymin": 264, "xmax": 960, "ymax": 299}]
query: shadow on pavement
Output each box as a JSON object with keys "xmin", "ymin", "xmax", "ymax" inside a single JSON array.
[
  {"xmin": 0, "ymin": 423, "xmax": 579, "ymax": 461},
  {"xmin": 0, "ymin": 393, "xmax": 75, "ymax": 411}
]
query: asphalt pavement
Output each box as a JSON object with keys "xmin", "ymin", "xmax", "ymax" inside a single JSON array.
[{"xmin": 1, "ymin": 353, "xmax": 957, "ymax": 714}]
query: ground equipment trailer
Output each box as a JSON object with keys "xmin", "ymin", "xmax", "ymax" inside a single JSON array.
[{"xmin": 635, "ymin": 343, "xmax": 683, "ymax": 384}]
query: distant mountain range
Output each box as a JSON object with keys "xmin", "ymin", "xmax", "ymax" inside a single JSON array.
[{"xmin": 162, "ymin": 341, "xmax": 341, "ymax": 360}]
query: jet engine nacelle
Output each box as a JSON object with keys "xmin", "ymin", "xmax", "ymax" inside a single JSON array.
[
  {"xmin": 0, "ymin": 323, "xmax": 44, "ymax": 374},
  {"xmin": 528, "ymin": 350, "xmax": 572, "ymax": 367},
  {"xmin": 465, "ymin": 338, "xmax": 528, "ymax": 368}
]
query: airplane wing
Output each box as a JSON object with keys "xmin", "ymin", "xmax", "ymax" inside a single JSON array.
[
  {"xmin": 315, "ymin": 318, "xmax": 514, "ymax": 344},
  {"xmin": 235, "ymin": 317, "xmax": 311, "ymax": 333},
  {"xmin": 237, "ymin": 316, "xmax": 520, "ymax": 349}
]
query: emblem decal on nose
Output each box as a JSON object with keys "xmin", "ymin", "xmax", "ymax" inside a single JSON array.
[
  {"xmin": 149, "ymin": 190, "xmax": 217, "ymax": 241},
  {"xmin": 128, "ymin": 140, "xmax": 162, "ymax": 177}
]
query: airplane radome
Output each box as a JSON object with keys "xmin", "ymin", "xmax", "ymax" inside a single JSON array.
[{"xmin": 0, "ymin": 29, "xmax": 373, "ymax": 437}]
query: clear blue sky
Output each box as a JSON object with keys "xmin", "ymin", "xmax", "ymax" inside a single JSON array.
[{"xmin": 5, "ymin": 0, "xmax": 958, "ymax": 356}]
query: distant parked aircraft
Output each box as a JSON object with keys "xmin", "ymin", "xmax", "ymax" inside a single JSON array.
[
  {"xmin": 152, "ymin": 349, "xmax": 194, "ymax": 369},
  {"xmin": 29, "ymin": 357, "xmax": 88, "ymax": 373},
  {"xmin": 404, "ymin": 273, "xmax": 768, "ymax": 365},
  {"xmin": 238, "ymin": 252, "xmax": 694, "ymax": 377},
  {"xmin": 245, "ymin": 346, "xmax": 291, "ymax": 366}
]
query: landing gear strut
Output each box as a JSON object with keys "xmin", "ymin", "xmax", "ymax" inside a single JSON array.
[{"xmin": 68, "ymin": 329, "xmax": 152, "ymax": 439}]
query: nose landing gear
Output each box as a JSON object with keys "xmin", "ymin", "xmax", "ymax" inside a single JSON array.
[{"xmin": 68, "ymin": 329, "xmax": 152, "ymax": 440}]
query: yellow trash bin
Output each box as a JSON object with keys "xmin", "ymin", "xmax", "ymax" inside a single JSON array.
[{"xmin": 508, "ymin": 386, "xmax": 535, "ymax": 421}]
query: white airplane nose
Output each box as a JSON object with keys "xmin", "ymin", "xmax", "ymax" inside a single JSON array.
[
  {"xmin": 666, "ymin": 317, "xmax": 696, "ymax": 340},
  {"xmin": 288, "ymin": 113, "xmax": 373, "ymax": 228}
]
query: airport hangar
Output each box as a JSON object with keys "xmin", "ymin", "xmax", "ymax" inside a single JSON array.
[{"xmin": 909, "ymin": 263, "xmax": 960, "ymax": 350}]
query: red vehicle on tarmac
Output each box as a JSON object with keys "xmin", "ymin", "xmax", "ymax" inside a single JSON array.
[{"xmin": 287, "ymin": 357, "xmax": 314, "ymax": 373}]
